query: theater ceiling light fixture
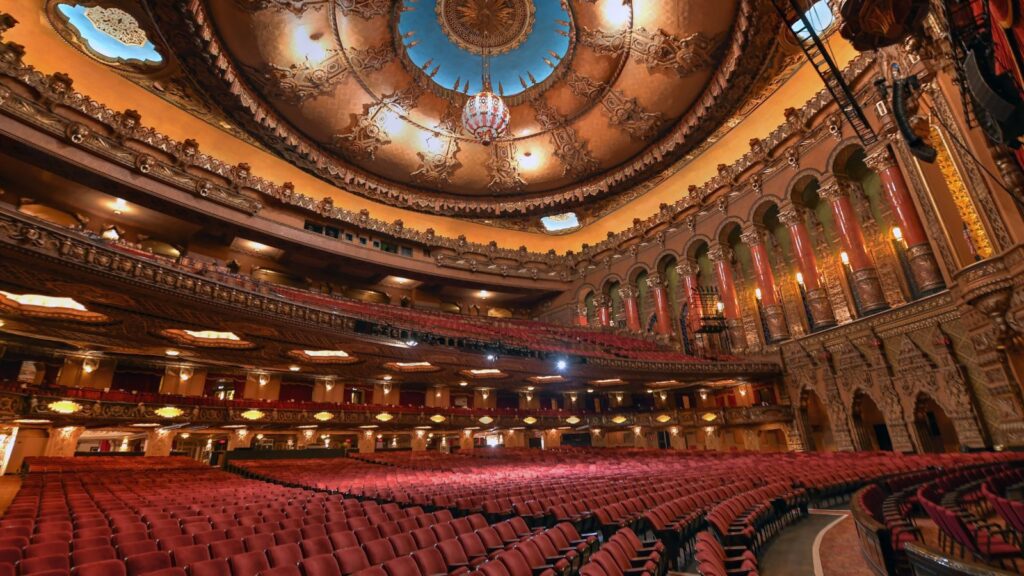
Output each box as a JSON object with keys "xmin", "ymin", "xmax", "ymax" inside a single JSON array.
[
  {"xmin": 649, "ymin": 380, "xmax": 679, "ymax": 386},
  {"xmin": 611, "ymin": 416, "xmax": 628, "ymax": 425},
  {"xmin": 528, "ymin": 375, "xmax": 563, "ymax": 383},
  {"xmin": 183, "ymin": 330, "xmax": 240, "ymax": 340},
  {"xmin": 430, "ymin": 414, "xmax": 447, "ymax": 423},
  {"xmin": 289, "ymin": 349, "xmax": 358, "ymax": 364},
  {"xmin": 701, "ymin": 412, "xmax": 718, "ymax": 422},
  {"xmin": 240, "ymin": 409, "xmax": 265, "ymax": 421},
  {"xmin": 178, "ymin": 366, "xmax": 194, "ymax": 381},
  {"xmin": 288, "ymin": 365, "xmax": 301, "ymax": 372},
  {"xmin": 165, "ymin": 349, "xmax": 180, "ymax": 357},
  {"xmin": 47, "ymin": 400, "xmax": 82, "ymax": 414},
  {"xmin": 655, "ymin": 414, "xmax": 673, "ymax": 423},
  {"xmin": 297, "ymin": 425, "xmax": 318, "ymax": 429},
  {"xmin": 460, "ymin": 369, "xmax": 506, "ymax": 379},
  {"xmin": 0, "ymin": 291, "xmax": 87, "ymax": 310},
  {"xmin": 478, "ymin": 416, "xmax": 494, "ymax": 425},
  {"xmin": 375, "ymin": 412, "xmax": 395, "ymax": 422},
  {"xmin": 313, "ymin": 411, "xmax": 334, "ymax": 422},
  {"xmin": 358, "ymin": 425, "xmax": 378, "ymax": 429},
  {"xmin": 130, "ymin": 423, "xmax": 161, "ymax": 428},
  {"xmin": 154, "ymin": 406, "xmax": 184, "ymax": 418},
  {"xmin": 222, "ymin": 424, "xmax": 246, "ymax": 429},
  {"xmin": 522, "ymin": 416, "xmax": 537, "ymax": 425},
  {"xmin": 590, "ymin": 378, "xmax": 624, "ymax": 385},
  {"xmin": 565, "ymin": 416, "xmax": 581, "ymax": 425},
  {"xmin": 13, "ymin": 419, "xmax": 51, "ymax": 424}
]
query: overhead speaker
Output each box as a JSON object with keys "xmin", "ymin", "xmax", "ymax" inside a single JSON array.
[{"xmin": 964, "ymin": 47, "xmax": 1024, "ymax": 148}]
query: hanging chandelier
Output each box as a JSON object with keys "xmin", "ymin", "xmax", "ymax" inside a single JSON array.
[{"xmin": 462, "ymin": 45, "xmax": 509, "ymax": 146}]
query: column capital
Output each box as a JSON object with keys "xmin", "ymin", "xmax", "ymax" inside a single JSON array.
[
  {"xmin": 864, "ymin": 145, "xmax": 897, "ymax": 172},
  {"xmin": 740, "ymin": 224, "xmax": 767, "ymax": 247},
  {"xmin": 576, "ymin": 303, "xmax": 589, "ymax": 316},
  {"xmin": 818, "ymin": 178, "xmax": 850, "ymax": 201},
  {"xmin": 594, "ymin": 294, "xmax": 610, "ymax": 307},
  {"xmin": 619, "ymin": 285, "xmax": 637, "ymax": 299},
  {"xmin": 708, "ymin": 244, "xmax": 732, "ymax": 263},
  {"xmin": 645, "ymin": 272, "xmax": 664, "ymax": 289},
  {"xmin": 675, "ymin": 260, "xmax": 699, "ymax": 277},
  {"xmin": 777, "ymin": 203, "xmax": 806, "ymax": 227}
]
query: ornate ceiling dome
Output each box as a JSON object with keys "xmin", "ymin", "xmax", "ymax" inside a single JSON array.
[{"xmin": 150, "ymin": 0, "xmax": 778, "ymax": 219}]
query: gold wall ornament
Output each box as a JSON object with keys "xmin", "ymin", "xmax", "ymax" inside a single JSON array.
[
  {"xmin": 929, "ymin": 124, "xmax": 993, "ymax": 261},
  {"xmin": 154, "ymin": 406, "xmax": 184, "ymax": 418},
  {"xmin": 240, "ymin": 409, "xmax": 265, "ymax": 421},
  {"xmin": 313, "ymin": 411, "xmax": 334, "ymax": 421},
  {"xmin": 47, "ymin": 400, "xmax": 82, "ymax": 414}
]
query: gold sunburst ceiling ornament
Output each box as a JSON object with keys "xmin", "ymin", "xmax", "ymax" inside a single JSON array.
[
  {"xmin": 154, "ymin": 406, "xmax": 184, "ymax": 418},
  {"xmin": 240, "ymin": 409, "xmax": 265, "ymax": 421},
  {"xmin": 47, "ymin": 400, "xmax": 82, "ymax": 414}
]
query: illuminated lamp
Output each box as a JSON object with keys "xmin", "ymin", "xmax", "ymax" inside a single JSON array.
[
  {"xmin": 702, "ymin": 412, "xmax": 718, "ymax": 422},
  {"xmin": 47, "ymin": 400, "xmax": 82, "ymax": 414},
  {"xmin": 523, "ymin": 416, "xmax": 537, "ymax": 425},
  {"xmin": 313, "ymin": 411, "xmax": 334, "ymax": 422},
  {"xmin": 478, "ymin": 416, "xmax": 494, "ymax": 425},
  {"xmin": 430, "ymin": 414, "xmax": 446, "ymax": 423},
  {"xmin": 655, "ymin": 414, "xmax": 672, "ymax": 424},
  {"xmin": 240, "ymin": 410, "xmax": 265, "ymax": 421},
  {"xmin": 565, "ymin": 416, "xmax": 581, "ymax": 425},
  {"xmin": 81, "ymin": 357, "xmax": 100, "ymax": 374},
  {"xmin": 611, "ymin": 416, "xmax": 627, "ymax": 425},
  {"xmin": 154, "ymin": 406, "xmax": 183, "ymax": 418},
  {"xmin": 375, "ymin": 412, "xmax": 394, "ymax": 422}
]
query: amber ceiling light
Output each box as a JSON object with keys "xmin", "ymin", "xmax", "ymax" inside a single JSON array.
[
  {"xmin": 47, "ymin": 400, "xmax": 82, "ymax": 415},
  {"xmin": 154, "ymin": 406, "xmax": 184, "ymax": 418},
  {"xmin": 287, "ymin": 349, "xmax": 359, "ymax": 364},
  {"xmin": 160, "ymin": 329, "xmax": 254, "ymax": 349},
  {"xmin": 240, "ymin": 410, "xmax": 265, "ymax": 421},
  {"xmin": 0, "ymin": 290, "xmax": 108, "ymax": 323}
]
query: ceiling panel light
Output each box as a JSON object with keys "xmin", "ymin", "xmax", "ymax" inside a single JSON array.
[
  {"xmin": 47, "ymin": 400, "xmax": 82, "ymax": 415},
  {"xmin": 240, "ymin": 410, "xmax": 265, "ymax": 421},
  {"xmin": 313, "ymin": 411, "xmax": 334, "ymax": 422},
  {"xmin": 154, "ymin": 407, "xmax": 184, "ymax": 418}
]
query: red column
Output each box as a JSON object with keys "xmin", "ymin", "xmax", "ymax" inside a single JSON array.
[
  {"xmin": 778, "ymin": 204, "xmax": 836, "ymax": 328},
  {"xmin": 864, "ymin": 146, "xmax": 945, "ymax": 294},
  {"xmin": 620, "ymin": 286, "xmax": 642, "ymax": 332},
  {"xmin": 821, "ymin": 178, "xmax": 888, "ymax": 314},
  {"xmin": 646, "ymin": 273, "xmax": 673, "ymax": 337},
  {"xmin": 708, "ymin": 245, "xmax": 745, "ymax": 349},
  {"xmin": 595, "ymin": 296, "xmax": 611, "ymax": 328},
  {"xmin": 676, "ymin": 261, "xmax": 702, "ymax": 332},
  {"xmin": 741, "ymin": 226, "xmax": 789, "ymax": 342}
]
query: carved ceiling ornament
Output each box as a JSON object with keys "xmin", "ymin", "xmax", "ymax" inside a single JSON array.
[
  {"xmin": 531, "ymin": 98, "xmax": 598, "ymax": 178},
  {"xmin": 336, "ymin": 0, "xmax": 391, "ymax": 19},
  {"xmin": 487, "ymin": 140, "xmax": 527, "ymax": 193},
  {"xmin": 246, "ymin": 49, "xmax": 349, "ymax": 106},
  {"xmin": 233, "ymin": 0, "xmax": 331, "ymax": 14},
  {"xmin": 600, "ymin": 88, "xmax": 662, "ymax": 140},
  {"xmin": 579, "ymin": 26, "xmax": 631, "ymax": 55},
  {"xmin": 412, "ymin": 132, "xmax": 463, "ymax": 186},
  {"xmin": 83, "ymin": 6, "xmax": 148, "ymax": 47},
  {"xmin": 436, "ymin": 0, "xmax": 536, "ymax": 55},
  {"xmin": 335, "ymin": 86, "xmax": 423, "ymax": 160},
  {"xmin": 630, "ymin": 27, "xmax": 727, "ymax": 77}
]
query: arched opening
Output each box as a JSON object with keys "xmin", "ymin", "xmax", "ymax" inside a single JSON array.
[
  {"xmin": 604, "ymin": 280, "xmax": 623, "ymax": 328},
  {"xmin": 757, "ymin": 428, "xmax": 787, "ymax": 452},
  {"xmin": 583, "ymin": 291, "xmax": 596, "ymax": 325},
  {"xmin": 852, "ymin": 391, "xmax": 893, "ymax": 451},
  {"xmin": 914, "ymin": 394, "xmax": 960, "ymax": 453},
  {"xmin": 800, "ymin": 388, "xmax": 835, "ymax": 452}
]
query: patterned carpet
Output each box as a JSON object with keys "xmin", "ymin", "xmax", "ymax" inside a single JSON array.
[{"xmin": 819, "ymin": 512, "xmax": 874, "ymax": 576}]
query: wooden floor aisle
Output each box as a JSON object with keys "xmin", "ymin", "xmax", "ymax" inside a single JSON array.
[{"xmin": 0, "ymin": 476, "xmax": 22, "ymax": 515}]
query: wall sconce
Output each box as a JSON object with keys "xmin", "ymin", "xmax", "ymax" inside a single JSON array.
[
  {"xmin": 754, "ymin": 287, "xmax": 763, "ymax": 300},
  {"xmin": 112, "ymin": 198, "xmax": 128, "ymax": 215},
  {"xmin": 591, "ymin": 428, "xmax": 601, "ymax": 435},
  {"xmin": 382, "ymin": 382, "xmax": 392, "ymax": 396},
  {"xmin": 304, "ymin": 430, "xmax": 315, "ymax": 440},
  {"xmin": 391, "ymin": 437, "xmax": 397, "ymax": 447},
  {"xmin": 586, "ymin": 388, "xmax": 594, "ymax": 393},
  {"xmin": 796, "ymin": 272, "xmax": 804, "ymax": 286},
  {"xmin": 569, "ymin": 393, "xmax": 578, "ymax": 403},
  {"xmin": 632, "ymin": 426, "xmax": 642, "ymax": 436},
  {"xmin": 416, "ymin": 430, "xmax": 425, "ymax": 438},
  {"xmin": 699, "ymin": 390, "xmax": 708, "ymax": 401},
  {"xmin": 179, "ymin": 366, "xmax": 194, "ymax": 382},
  {"xmin": 81, "ymin": 357, "xmax": 100, "ymax": 374},
  {"xmin": 670, "ymin": 426, "xmax": 679, "ymax": 436},
  {"xmin": 255, "ymin": 433, "xmax": 264, "ymax": 440},
  {"xmin": 464, "ymin": 429, "xmax": 473, "ymax": 436},
  {"xmin": 892, "ymin": 226, "xmax": 903, "ymax": 242},
  {"xmin": 480, "ymin": 389, "xmax": 490, "ymax": 400},
  {"xmin": 704, "ymin": 426, "xmax": 715, "ymax": 435},
  {"xmin": 716, "ymin": 301, "xmax": 725, "ymax": 313},
  {"xmin": 614, "ymin": 392, "xmax": 624, "ymax": 404},
  {"xmin": 236, "ymin": 429, "xmax": 249, "ymax": 439},
  {"xmin": 258, "ymin": 373, "xmax": 270, "ymax": 387},
  {"xmin": 435, "ymin": 388, "xmax": 442, "ymax": 398},
  {"xmin": 364, "ymin": 430, "xmax": 374, "ymax": 438},
  {"xmin": 180, "ymin": 432, "xmax": 190, "ymax": 439},
  {"xmin": 739, "ymin": 387, "xmax": 747, "ymax": 397},
  {"xmin": 840, "ymin": 251, "xmax": 850, "ymax": 266},
  {"xmin": 325, "ymin": 382, "xmax": 334, "ymax": 392},
  {"xmin": 525, "ymin": 393, "xmax": 533, "ymax": 402}
]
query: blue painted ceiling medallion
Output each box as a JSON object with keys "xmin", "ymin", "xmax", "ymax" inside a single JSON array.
[
  {"xmin": 398, "ymin": 0, "xmax": 573, "ymax": 100},
  {"xmin": 56, "ymin": 3, "xmax": 163, "ymax": 66}
]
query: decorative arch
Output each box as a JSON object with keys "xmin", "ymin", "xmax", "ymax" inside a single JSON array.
[
  {"xmin": 625, "ymin": 264, "xmax": 650, "ymax": 284},
  {"xmin": 828, "ymin": 139, "xmax": 867, "ymax": 177},
  {"xmin": 714, "ymin": 218, "xmax": 745, "ymax": 246},
  {"xmin": 748, "ymin": 196, "xmax": 783, "ymax": 225},
  {"xmin": 599, "ymin": 275, "xmax": 623, "ymax": 295},
  {"xmin": 785, "ymin": 169, "xmax": 824, "ymax": 207},
  {"xmin": 654, "ymin": 249, "xmax": 680, "ymax": 270},
  {"xmin": 575, "ymin": 284, "xmax": 597, "ymax": 305},
  {"xmin": 683, "ymin": 236, "xmax": 712, "ymax": 261}
]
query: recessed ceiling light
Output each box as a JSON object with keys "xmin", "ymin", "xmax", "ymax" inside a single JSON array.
[
  {"xmin": 112, "ymin": 198, "xmax": 128, "ymax": 214},
  {"xmin": 288, "ymin": 365, "xmax": 301, "ymax": 372},
  {"xmin": 130, "ymin": 423, "xmax": 160, "ymax": 428},
  {"xmin": 164, "ymin": 349, "xmax": 180, "ymax": 357},
  {"xmin": 382, "ymin": 375, "xmax": 393, "ymax": 381},
  {"xmin": 478, "ymin": 290, "xmax": 490, "ymax": 299},
  {"xmin": 222, "ymin": 425, "xmax": 246, "ymax": 429},
  {"xmin": 459, "ymin": 381, "xmax": 468, "ymax": 387},
  {"xmin": 13, "ymin": 419, "xmax": 50, "ymax": 424}
]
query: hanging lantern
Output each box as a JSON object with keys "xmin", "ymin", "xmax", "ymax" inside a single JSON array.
[{"xmin": 462, "ymin": 91, "xmax": 509, "ymax": 146}]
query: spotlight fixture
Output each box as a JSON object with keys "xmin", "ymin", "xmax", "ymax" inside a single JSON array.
[
  {"xmin": 405, "ymin": 339, "xmax": 418, "ymax": 347},
  {"xmin": 165, "ymin": 349, "xmax": 180, "ymax": 357},
  {"xmin": 485, "ymin": 353, "xmax": 497, "ymax": 362},
  {"xmin": 555, "ymin": 359, "xmax": 568, "ymax": 371}
]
